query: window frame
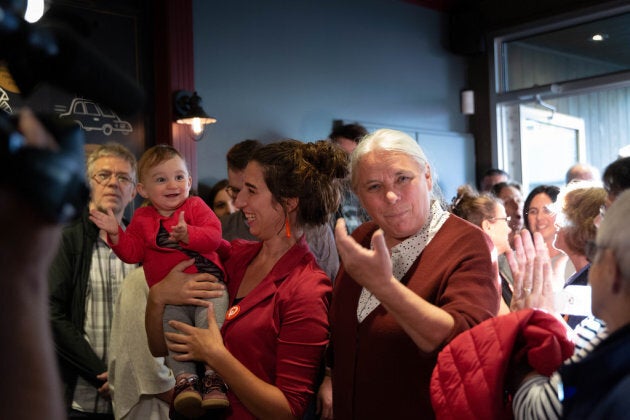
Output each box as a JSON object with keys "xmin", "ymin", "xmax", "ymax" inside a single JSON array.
[{"xmin": 489, "ymin": 3, "xmax": 630, "ymax": 172}]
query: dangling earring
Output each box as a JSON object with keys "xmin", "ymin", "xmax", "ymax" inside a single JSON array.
[{"xmin": 285, "ymin": 215, "xmax": 292, "ymax": 238}]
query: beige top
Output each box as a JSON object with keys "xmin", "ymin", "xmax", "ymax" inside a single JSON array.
[{"xmin": 108, "ymin": 267, "xmax": 174, "ymax": 419}]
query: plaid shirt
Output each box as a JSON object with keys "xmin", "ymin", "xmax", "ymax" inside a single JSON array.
[{"xmin": 72, "ymin": 236, "xmax": 136, "ymax": 414}]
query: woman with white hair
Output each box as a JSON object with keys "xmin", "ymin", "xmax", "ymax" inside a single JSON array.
[{"xmin": 319, "ymin": 129, "xmax": 500, "ymax": 419}]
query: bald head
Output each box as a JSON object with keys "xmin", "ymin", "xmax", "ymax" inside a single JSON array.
[{"xmin": 566, "ymin": 163, "xmax": 600, "ymax": 185}]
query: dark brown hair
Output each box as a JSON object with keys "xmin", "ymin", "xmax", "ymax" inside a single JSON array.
[
  {"xmin": 603, "ymin": 156, "xmax": 630, "ymax": 199},
  {"xmin": 251, "ymin": 139, "xmax": 349, "ymax": 226},
  {"xmin": 523, "ymin": 185, "xmax": 560, "ymax": 231},
  {"xmin": 329, "ymin": 123, "xmax": 368, "ymax": 144},
  {"xmin": 226, "ymin": 139, "xmax": 263, "ymax": 171}
]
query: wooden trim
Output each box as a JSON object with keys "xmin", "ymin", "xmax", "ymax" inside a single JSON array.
[{"xmin": 152, "ymin": 0, "xmax": 198, "ymax": 184}]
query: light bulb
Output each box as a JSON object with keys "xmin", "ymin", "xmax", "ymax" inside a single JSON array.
[
  {"xmin": 191, "ymin": 117, "xmax": 203, "ymax": 135},
  {"xmin": 25, "ymin": 0, "xmax": 45, "ymax": 23}
]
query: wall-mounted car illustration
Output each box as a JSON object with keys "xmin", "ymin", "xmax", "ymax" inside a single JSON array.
[{"xmin": 56, "ymin": 97, "xmax": 133, "ymax": 136}]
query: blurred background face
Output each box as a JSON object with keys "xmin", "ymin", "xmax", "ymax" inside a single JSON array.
[
  {"xmin": 481, "ymin": 173, "xmax": 508, "ymax": 192},
  {"xmin": 212, "ymin": 187, "xmax": 236, "ymax": 218},
  {"xmin": 486, "ymin": 203, "xmax": 511, "ymax": 255},
  {"xmin": 497, "ymin": 185, "xmax": 524, "ymax": 234},
  {"xmin": 527, "ymin": 193, "xmax": 557, "ymax": 242},
  {"xmin": 227, "ymin": 167, "xmax": 245, "ymax": 200},
  {"xmin": 334, "ymin": 137, "xmax": 358, "ymax": 155}
]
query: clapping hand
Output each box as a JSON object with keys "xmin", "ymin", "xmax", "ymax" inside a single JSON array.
[
  {"xmin": 506, "ymin": 230, "xmax": 555, "ymax": 313},
  {"xmin": 169, "ymin": 211, "xmax": 189, "ymax": 244}
]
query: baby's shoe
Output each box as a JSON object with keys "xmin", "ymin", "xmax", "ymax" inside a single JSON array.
[
  {"xmin": 201, "ymin": 372, "xmax": 230, "ymax": 410},
  {"xmin": 174, "ymin": 375, "xmax": 204, "ymax": 418}
]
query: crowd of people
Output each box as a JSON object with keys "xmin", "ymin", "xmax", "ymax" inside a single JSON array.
[{"xmin": 5, "ymin": 114, "xmax": 630, "ymax": 420}]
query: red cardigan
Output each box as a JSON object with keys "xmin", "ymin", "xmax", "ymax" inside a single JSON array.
[
  {"xmin": 111, "ymin": 196, "xmax": 226, "ymax": 287},
  {"xmin": 221, "ymin": 236, "xmax": 332, "ymax": 419},
  {"xmin": 329, "ymin": 216, "xmax": 500, "ymax": 419},
  {"xmin": 430, "ymin": 309, "xmax": 574, "ymax": 420}
]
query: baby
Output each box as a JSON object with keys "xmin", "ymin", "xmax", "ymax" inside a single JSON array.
[{"xmin": 90, "ymin": 145, "xmax": 229, "ymax": 419}]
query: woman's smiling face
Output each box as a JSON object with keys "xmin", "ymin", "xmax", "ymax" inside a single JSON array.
[
  {"xmin": 235, "ymin": 161, "xmax": 285, "ymax": 240},
  {"xmin": 355, "ymin": 150, "xmax": 432, "ymax": 248},
  {"xmin": 527, "ymin": 193, "xmax": 557, "ymax": 241}
]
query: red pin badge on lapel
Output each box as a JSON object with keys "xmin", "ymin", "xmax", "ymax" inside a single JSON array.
[{"xmin": 226, "ymin": 305, "xmax": 240, "ymax": 320}]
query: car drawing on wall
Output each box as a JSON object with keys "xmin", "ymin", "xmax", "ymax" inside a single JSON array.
[{"xmin": 57, "ymin": 98, "xmax": 133, "ymax": 136}]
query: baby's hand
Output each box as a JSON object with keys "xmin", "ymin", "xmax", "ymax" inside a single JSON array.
[
  {"xmin": 89, "ymin": 208, "xmax": 120, "ymax": 243},
  {"xmin": 169, "ymin": 211, "xmax": 189, "ymax": 244}
]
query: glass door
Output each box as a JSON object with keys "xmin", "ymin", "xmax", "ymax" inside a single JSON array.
[{"xmin": 518, "ymin": 105, "xmax": 585, "ymax": 191}]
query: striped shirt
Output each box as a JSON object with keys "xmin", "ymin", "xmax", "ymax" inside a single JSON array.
[
  {"xmin": 72, "ymin": 236, "xmax": 136, "ymax": 414},
  {"xmin": 513, "ymin": 317, "xmax": 607, "ymax": 419}
]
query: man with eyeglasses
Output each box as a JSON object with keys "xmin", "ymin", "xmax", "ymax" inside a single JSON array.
[{"xmin": 49, "ymin": 142, "xmax": 138, "ymax": 419}]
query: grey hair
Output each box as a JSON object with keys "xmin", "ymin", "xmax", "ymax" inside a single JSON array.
[
  {"xmin": 597, "ymin": 189, "xmax": 630, "ymax": 281},
  {"xmin": 86, "ymin": 142, "xmax": 138, "ymax": 183},
  {"xmin": 349, "ymin": 128, "xmax": 444, "ymax": 204}
]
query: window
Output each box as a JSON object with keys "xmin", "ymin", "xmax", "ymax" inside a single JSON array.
[
  {"xmin": 84, "ymin": 102, "xmax": 100, "ymax": 116},
  {"xmin": 491, "ymin": 5, "xmax": 630, "ymax": 190},
  {"xmin": 500, "ymin": 12, "xmax": 630, "ymax": 93}
]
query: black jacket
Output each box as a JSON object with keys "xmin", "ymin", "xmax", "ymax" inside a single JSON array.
[
  {"xmin": 48, "ymin": 207, "xmax": 106, "ymax": 407},
  {"xmin": 561, "ymin": 323, "xmax": 630, "ymax": 419}
]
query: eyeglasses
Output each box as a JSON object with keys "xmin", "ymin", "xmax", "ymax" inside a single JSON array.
[
  {"xmin": 225, "ymin": 185, "xmax": 240, "ymax": 200},
  {"xmin": 525, "ymin": 206, "xmax": 556, "ymax": 217},
  {"xmin": 584, "ymin": 240, "xmax": 605, "ymax": 263},
  {"xmin": 489, "ymin": 216, "xmax": 511, "ymax": 223},
  {"xmin": 92, "ymin": 170, "xmax": 134, "ymax": 186}
]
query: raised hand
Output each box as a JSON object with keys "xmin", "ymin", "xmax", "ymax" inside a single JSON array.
[
  {"xmin": 89, "ymin": 208, "xmax": 120, "ymax": 243},
  {"xmin": 334, "ymin": 218, "xmax": 393, "ymax": 295},
  {"xmin": 507, "ymin": 230, "xmax": 555, "ymax": 313},
  {"xmin": 169, "ymin": 211, "xmax": 189, "ymax": 244}
]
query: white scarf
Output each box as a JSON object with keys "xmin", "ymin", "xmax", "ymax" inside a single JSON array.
[{"xmin": 356, "ymin": 200, "xmax": 449, "ymax": 322}]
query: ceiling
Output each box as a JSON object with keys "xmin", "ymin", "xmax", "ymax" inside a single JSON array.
[
  {"xmin": 404, "ymin": 0, "xmax": 630, "ymax": 68},
  {"xmin": 516, "ymin": 12, "xmax": 630, "ymax": 68}
]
